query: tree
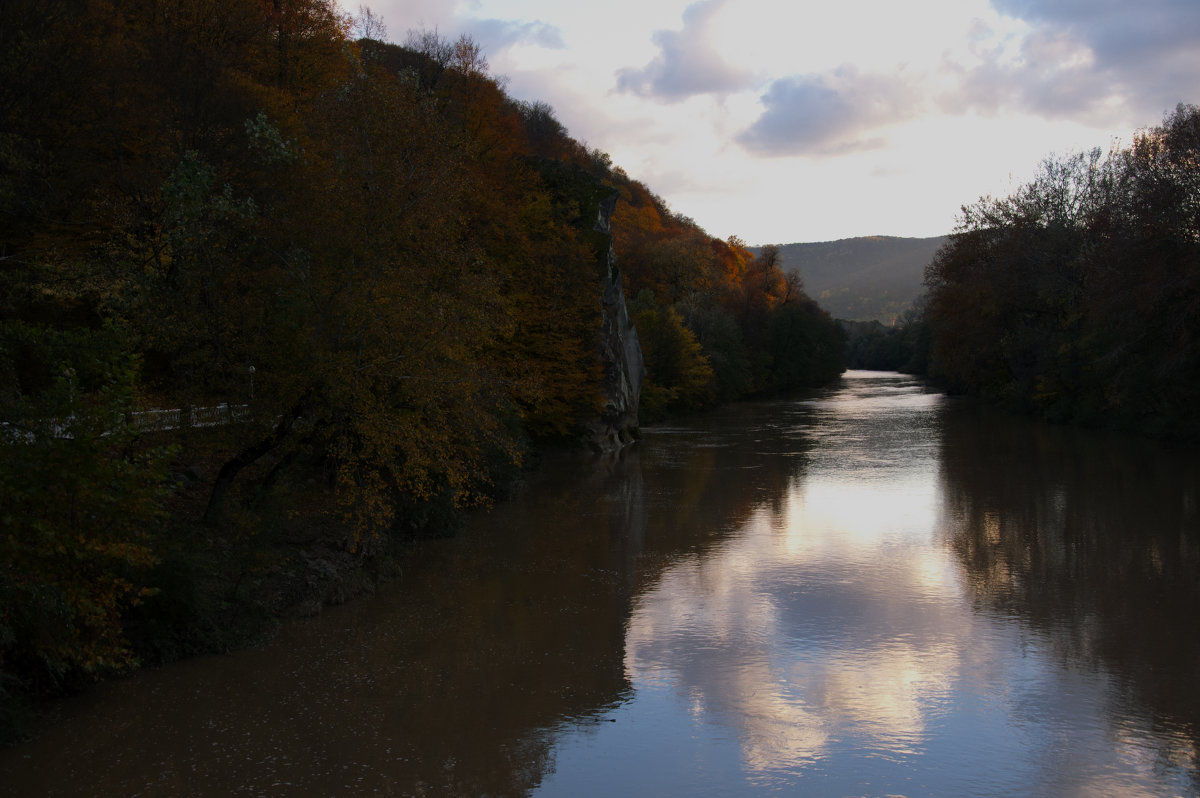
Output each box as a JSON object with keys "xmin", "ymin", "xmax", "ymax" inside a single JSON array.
[
  {"xmin": 517, "ymin": 100, "xmax": 572, "ymax": 160},
  {"xmin": 200, "ymin": 45, "xmax": 520, "ymax": 546},
  {"xmin": 629, "ymin": 290, "xmax": 713, "ymax": 420},
  {"xmin": 490, "ymin": 159, "xmax": 609, "ymax": 441},
  {"xmin": 684, "ymin": 298, "xmax": 751, "ymax": 402},
  {"xmin": 923, "ymin": 105, "xmax": 1200, "ymax": 436},
  {"xmin": 768, "ymin": 299, "xmax": 844, "ymax": 391},
  {"xmin": 353, "ymin": 5, "xmax": 387, "ymax": 42},
  {"xmin": 1, "ymin": 323, "xmax": 173, "ymax": 686}
]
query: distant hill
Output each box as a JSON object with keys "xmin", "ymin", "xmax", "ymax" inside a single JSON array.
[{"xmin": 759, "ymin": 235, "xmax": 946, "ymax": 323}]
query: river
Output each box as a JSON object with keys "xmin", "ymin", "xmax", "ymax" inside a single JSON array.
[{"xmin": 2, "ymin": 370, "xmax": 1197, "ymax": 796}]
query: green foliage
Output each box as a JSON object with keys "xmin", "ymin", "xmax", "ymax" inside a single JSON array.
[
  {"xmin": 630, "ymin": 291, "xmax": 714, "ymax": 421},
  {"xmin": 842, "ymin": 299, "xmax": 932, "ymax": 373},
  {"xmin": 0, "ymin": 322, "xmax": 173, "ymax": 688},
  {"xmin": 924, "ymin": 104, "xmax": 1200, "ymax": 437},
  {"xmin": 767, "ymin": 300, "xmax": 845, "ymax": 391}
]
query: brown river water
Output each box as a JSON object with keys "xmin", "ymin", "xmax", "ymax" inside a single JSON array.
[{"xmin": 2, "ymin": 370, "xmax": 1198, "ymax": 796}]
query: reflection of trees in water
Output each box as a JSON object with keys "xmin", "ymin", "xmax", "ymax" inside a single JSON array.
[
  {"xmin": 0, "ymin": 450, "xmax": 642, "ymax": 797},
  {"xmin": 316, "ymin": 403, "xmax": 813, "ymax": 797},
  {"xmin": 356, "ymin": 450, "xmax": 647, "ymax": 796},
  {"xmin": 633, "ymin": 399, "xmax": 815, "ymax": 560},
  {"xmin": 322, "ymin": 406, "xmax": 813, "ymax": 796},
  {"xmin": 939, "ymin": 403, "xmax": 1200, "ymax": 778},
  {"xmin": 490, "ymin": 400, "xmax": 813, "ymax": 792},
  {"xmin": 0, "ymin": 402, "xmax": 816, "ymax": 797}
]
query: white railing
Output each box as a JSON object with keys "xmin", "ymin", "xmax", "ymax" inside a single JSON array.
[
  {"xmin": 2, "ymin": 403, "xmax": 250, "ymax": 442},
  {"xmin": 130, "ymin": 403, "xmax": 250, "ymax": 432}
]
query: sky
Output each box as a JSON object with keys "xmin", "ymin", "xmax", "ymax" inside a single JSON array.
[{"xmin": 343, "ymin": 0, "xmax": 1200, "ymax": 245}]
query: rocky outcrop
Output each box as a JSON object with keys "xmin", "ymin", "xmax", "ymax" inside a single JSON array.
[
  {"xmin": 585, "ymin": 192, "xmax": 644, "ymax": 452},
  {"xmin": 523, "ymin": 157, "xmax": 643, "ymax": 451}
]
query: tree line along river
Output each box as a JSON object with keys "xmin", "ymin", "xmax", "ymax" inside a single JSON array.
[{"xmin": 1, "ymin": 370, "xmax": 1197, "ymax": 796}]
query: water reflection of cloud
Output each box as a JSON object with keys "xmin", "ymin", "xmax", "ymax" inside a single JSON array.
[
  {"xmin": 784, "ymin": 478, "xmax": 941, "ymax": 551},
  {"xmin": 624, "ymin": 467, "xmax": 1196, "ymax": 792},
  {"xmin": 625, "ymin": 481, "xmax": 966, "ymax": 775},
  {"xmin": 629, "ymin": 375, "xmax": 952, "ymax": 775},
  {"xmin": 534, "ymin": 374, "xmax": 1198, "ymax": 795}
]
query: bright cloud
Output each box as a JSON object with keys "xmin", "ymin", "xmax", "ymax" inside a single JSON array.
[
  {"xmin": 615, "ymin": 0, "xmax": 758, "ymax": 101},
  {"xmin": 941, "ymin": 0, "xmax": 1200, "ymax": 124},
  {"xmin": 346, "ymin": 0, "xmax": 1200, "ymax": 243},
  {"xmin": 467, "ymin": 17, "xmax": 565, "ymax": 54},
  {"xmin": 738, "ymin": 67, "xmax": 925, "ymax": 156}
]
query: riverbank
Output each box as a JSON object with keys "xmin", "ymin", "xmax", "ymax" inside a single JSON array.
[
  {"xmin": 3, "ymin": 372, "xmax": 1195, "ymax": 796},
  {"xmin": 1, "ymin": 377, "xmax": 847, "ymax": 746},
  {"xmin": 0, "ymin": 442, "xmax": 523, "ymax": 746}
]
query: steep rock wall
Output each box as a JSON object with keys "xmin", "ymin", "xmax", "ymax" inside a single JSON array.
[
  {"xmin": 525, "ymin": 158, "xmax": 643, "ymax": 451},
  {"xmin": 586, "ymin": 191, "xmax": 643, "ymax": 452}
]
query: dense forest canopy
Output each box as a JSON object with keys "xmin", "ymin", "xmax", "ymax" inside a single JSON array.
[
  {"xmin": 921, "ymin": 104, "xmax": 1200, "ymax": 438},
  {"xmin": 0, "ymin": 0, "xmax": 843, "ymax": 709},
  {"xmin": 840, "ymin": 105, "xmax": 1200, "ymax": 422},
  {"xmin": 764, "ymin": 236, "xmax": 945, "ymax": 323}
]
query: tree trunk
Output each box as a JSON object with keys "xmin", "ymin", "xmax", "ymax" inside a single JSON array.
[{"xmin": 203, "ymin": 395, "xmax": 310, "ymax": 525}]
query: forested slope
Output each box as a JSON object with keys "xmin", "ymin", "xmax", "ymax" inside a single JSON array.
[
  {"xmin": 922, "ymin": 105, "xmax": 1200, "ymax": 439},
  {"xmin": 766, "ymin": 236, "xmax": 945, "ymax": 323},
  {"xmin": 0, "ymin": 0, "xmax": 843, "ymax": 726}
]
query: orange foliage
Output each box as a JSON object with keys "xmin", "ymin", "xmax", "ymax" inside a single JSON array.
[{"xmin": 0, "ymin": 0, "xmax": 845, "ymax": 696}]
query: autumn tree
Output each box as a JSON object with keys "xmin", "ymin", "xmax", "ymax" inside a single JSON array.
[
  {"xmin": 201, "ymin": 36, "xmax": 521, "ymax": 545},
  {"xmin": 488, "ymin": 159, "xmax": 609, "ymax": 440},
  {"xmin": 0, "ymin": 0, "xmax": 850, "ymax": 720},
  {"xmin": 0, "ymin": 323, "xmax": 173, "ymax": 688},
  {"xmin": 608, "ymin": 161, "xmax": 842, "ymax": 407},
  {"xmin": 629, "ymin": 291, "xmax": 714, "ymax": 420}
]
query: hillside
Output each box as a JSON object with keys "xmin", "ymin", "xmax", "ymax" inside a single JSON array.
[
  {"xmin": 0, "ymin": 0, "xmax": 847, "ymax": 717},
  {"xmin": 764, "ymin": 236, "xmax": 946, "ymax": 323}
]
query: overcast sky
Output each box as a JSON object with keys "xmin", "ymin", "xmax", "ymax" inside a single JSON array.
[{"xmin": 345, "ymin": 0, "xmax": 1200, "ymax": 245}]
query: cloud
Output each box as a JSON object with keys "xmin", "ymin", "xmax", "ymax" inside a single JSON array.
[
  {"xmin": 466, "ymin": 17, "xmax": 565, "ymax": 55},
  {"xmin": 941, "ymin": 0, "xmax": 1200, "ymax": 124},
  {"xmin": 730, "ymin": 0, "xmax": 1200, "ymax": 160},
  {"xmin": 615, "ymin": 0, "xmax": 756, "ymax": 101},
  {"xmin": 364, "ymin": 2, "xmax": 564, "ymax": 56},
  {"xmin": 369, "ymin": 0, "xmax": 457, "ymax": 36},
  {"xmin": 737, "ymin": 68, "xmax": 923, "ymax": 157}
]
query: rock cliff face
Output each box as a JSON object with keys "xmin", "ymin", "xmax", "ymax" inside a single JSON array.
[{"xmin": 585, "ymin": 191, "xmax": 644, "ymax": 452}]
